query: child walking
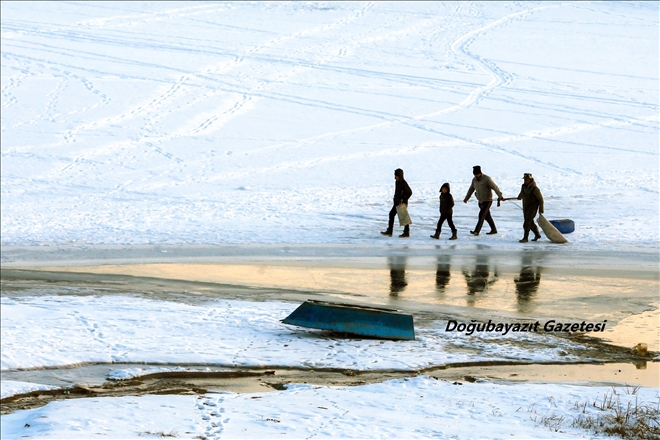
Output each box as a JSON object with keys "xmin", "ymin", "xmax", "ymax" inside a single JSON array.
[{"xmin": 431, "ymin": 183, "xmax": 457, "ymax": 240}]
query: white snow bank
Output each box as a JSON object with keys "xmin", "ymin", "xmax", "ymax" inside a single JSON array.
[
  {"xmin": 2, "ymin": 377, "xmax": 658, "ymax": 439},
  {"xmin": 1, "ymin": 295, "xmax": 589, "ymax": 372},
  {"xmin": 1, "ymin": 381, "xmax": 58, "ymax": 400},
  {"xmin": 107, "ymin": 366, "xmax": 214, "ymax": 381}
]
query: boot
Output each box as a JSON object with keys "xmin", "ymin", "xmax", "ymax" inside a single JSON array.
[
  {"xmin": 449, "ymin": 230, "xmax": 457, "ymax": 240},
  {"xmin": 470, "ymin": 230, "xmax": 479, "ymax": 236},
  {"xmin": 519, "ymin": 238, "xmax": 528, "ymax": 243},
  {"xmin": 532, "ymin": 234, "xmax": 541, "ymax": 242},
  {"xmin": 380, "ymin": 229, "xmax": 393, "ymax": 237},
  {"xmin": 486, "ymin": 230, "xmax": 497, "ymax": 235},
  {"xmin": 399, "ymin": 225, "xmax": 410, "ymax": 238},
  {"xmin": 430, "ymin": 233, "xmax": 440, "ymax": 239}
]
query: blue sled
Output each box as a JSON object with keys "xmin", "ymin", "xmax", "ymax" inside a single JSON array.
[
  {"xmin": 549, "ymin": 219, "xmax": 575, "ymax": 234},
  {"xmin": 282, "ymin": 300, "xmax": 415, "ymax": 340}
]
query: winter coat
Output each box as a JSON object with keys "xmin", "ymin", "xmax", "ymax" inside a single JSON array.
[
  {"xmin": 439, "ymin": 184, "xmax": 454, "ymax": 215},
  {"xmin": 464, "ymin": 174, "xmax": 503, "ymax": 203},
  {"xmin": 394, "ymin": 179, "xmax": 412, "ymax": 205},
  {"xmin": 440, "ymin": 192, "xmax": 454, "ymax": 215},
  {"xmin": 517, "ymin": 179, "xmax": 544, "ymax": 217}
]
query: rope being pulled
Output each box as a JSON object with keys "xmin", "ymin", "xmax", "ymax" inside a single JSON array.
[{"xmin": 500, "ymin": 198, "xmax": 523, "ymax": 211}]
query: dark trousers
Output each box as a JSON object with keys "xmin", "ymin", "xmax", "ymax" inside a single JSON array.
[
  {"xmin": 435, "ymin": 213, "xmax": 456, "ymax": 234},
  {"xmin": 388, "ymin": 204, "xmax": 409, "ymax": 232},
  {"xmin": 523, "ymin": 210, "xmax": 540, "ymax": 239},
  {"xmin": 474, "ymin": 201, "xmax": 496, "ymax": 234}
]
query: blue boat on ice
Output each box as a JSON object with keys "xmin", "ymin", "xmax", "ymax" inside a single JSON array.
[{"xmin": 282, "ymin": 300, "xmax": 415, "ymax": 340}]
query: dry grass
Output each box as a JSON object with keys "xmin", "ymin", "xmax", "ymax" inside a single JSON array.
[
  {"xmin": 570, "ymin": 387, "xmax": 660, "ymax": 440},
  {"xmin": 529, "ymin": 387, "xmax": 660, "ymax": 440},
  {"xmin": 142, "ymin": 430, "xmax": 179, "ymax": 438}
]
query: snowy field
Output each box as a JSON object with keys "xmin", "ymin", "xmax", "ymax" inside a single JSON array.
[
  {"xmin": 6, "ymin": 293, "xmax": 658, "ymax": 439},
  {"xmin": 0, "ymin": 294, "xmax": 606, "ymax": 372},
  {"xmin": 1, "ymin": 1, "xmax": 658, "ymax": 248},
  {"xmin": 2, "ymin": 1, "xmax": 659, "ymax": 439},
  {"xmin": 3, "ymin": 377, "xmax": 659, "ymax": 439}
]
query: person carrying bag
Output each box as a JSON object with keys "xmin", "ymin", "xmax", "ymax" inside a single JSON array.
[{"xmin": 381, "ymin": 168, "xmax": 413, "ymax": 238}]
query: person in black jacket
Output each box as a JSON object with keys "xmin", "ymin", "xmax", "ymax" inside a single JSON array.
[
  {"xmin": 431, "ymin": 182, "xmax": 457, "ymax": 240},
  {"xmin": 381, "ymin": 168, "xmax": 412, "ymax": 237}
]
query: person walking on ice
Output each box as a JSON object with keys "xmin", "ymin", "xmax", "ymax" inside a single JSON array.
[
  {"xmin": 515, "ymin": 173, "xmax": 544, "ymax": 243},
  {"xmin": 431, "ymin": 182, "xmax": 457, "ymax": 240},
  {"xmin": 381, "ymin": 168, "xmax": 413, "ymax": 238},
  {"xmin": 463, "ymin": 165, "xmax": 504, "ymax": 236}
]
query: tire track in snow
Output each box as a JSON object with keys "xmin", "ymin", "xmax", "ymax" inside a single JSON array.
[
  {"xmin": 76, "ymin": 4, "xmax": 224, "ymax": 30},
  {"xmin": 411, "ymin": 112, "xmax": 660, "ymax": 176},
  {"xmin": 214, "ymin": 2, "xmax": 654, "ymax": 184},
  {"xmin": 213, "ymin": 112, "xmax": 657, "ymax": 186},
  {"xmin": 478, "ymin": 87, "xmax": 658, "ymax": 129},
  {"xmin": 407, "ymin": 3, "xmax": 558, "ymax": 120},
  {"xmin": 115, "ymin": 3, "xmax": 378, "ymax": 142},
  {"xmin": 203, "ymin": 113, "xmax": 658, "ymax": 187},
  {"xmin": 228, "ymin": 5, "xmax": 473, "ymax": 157},
  {"xmin": 37, "ymin": 2, "xmax": 378, "ymax": 176},
  {"xmin": 48, "ymin": 2, "xmax": 378, "ymax": 149},
  {"xmin": 188, "ymin": 49, "xmax": 442, "ymax": 139},
  {"xmin": 9, "ymin": 3, "xmax": 459, "ymax": 174},
  {"xmin": 242, "ymin": 4, "xmax": 558, "ymax": 157},
  {"xmin": 4, "ymin": 4, "xmax": 249, "ymax": 156},
  {"xmin": 182, "ymin": 2, "xmax": 377, "ymax": 137}
]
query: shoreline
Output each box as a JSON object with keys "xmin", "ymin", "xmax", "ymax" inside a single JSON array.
[
  {"xmin": 2, "ymin": 244, "xmax": 658, "ymax": 410},
  {"xmin": 2, "ymin": 362, "xmax": 658, "ymax": 415},
  {"xmin": 2, "ymin": 243, "xmax": 658, "ymax": 273}
]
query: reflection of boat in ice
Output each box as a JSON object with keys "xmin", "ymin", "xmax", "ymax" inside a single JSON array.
[{"xmin": 282, "ymin": 300, "xmax": 415, "ymax": 340}]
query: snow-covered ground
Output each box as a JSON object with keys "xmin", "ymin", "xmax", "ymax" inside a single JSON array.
[
  {"xmin": 2, "ymin": 292, "xmax": 658, "ymax": 438},
  {"xmin": 2, "ymin": 2, "xmax": 659, "ymax": 438},
  {"xmin": 1, "ymin": 1, "xmax": 658, "ymax": 248},
  {"xmin": 0, "ymin": 382, "xmax": 58, "ymax": 401},
  {"xmin": 3, "ymin": 377, "xmax": 659, "ymax": 439},
  {"xmin": 0, "ymin": 294, "xmax": 600, "ymax": 372}
]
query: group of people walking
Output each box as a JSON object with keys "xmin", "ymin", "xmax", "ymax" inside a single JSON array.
[{"xmin": 381, "ymin": 166, "xmax": 544, "ymax": 243}]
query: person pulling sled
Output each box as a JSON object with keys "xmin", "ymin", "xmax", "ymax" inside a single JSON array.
[{"xmin": 515, "ymin": 173, "xmax": 543, "ymax": 243}]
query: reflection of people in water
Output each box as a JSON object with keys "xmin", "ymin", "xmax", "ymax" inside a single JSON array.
[
  {"xmin": 435, "ymin": 254, "xmax": 451, "ymax": 295},
  {"xmin": 388, "ymin": 255, "xmax": 408, "ymax": 296},
  {"xmin": 515, "ymin": 252, "xmax": 542, "ymax": 312},
  {"xmin": 463, "ymin": 253, "xmax": 498, "ymax": 305}
]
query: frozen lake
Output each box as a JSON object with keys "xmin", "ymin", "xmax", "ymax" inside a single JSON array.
[
  {"xmin": 1, "ymin": 1, "xmax": 658, "ymax": 249},
  {"xmin": 2, "ymin": 1, "xmax": 658, "ymax": 438}
]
